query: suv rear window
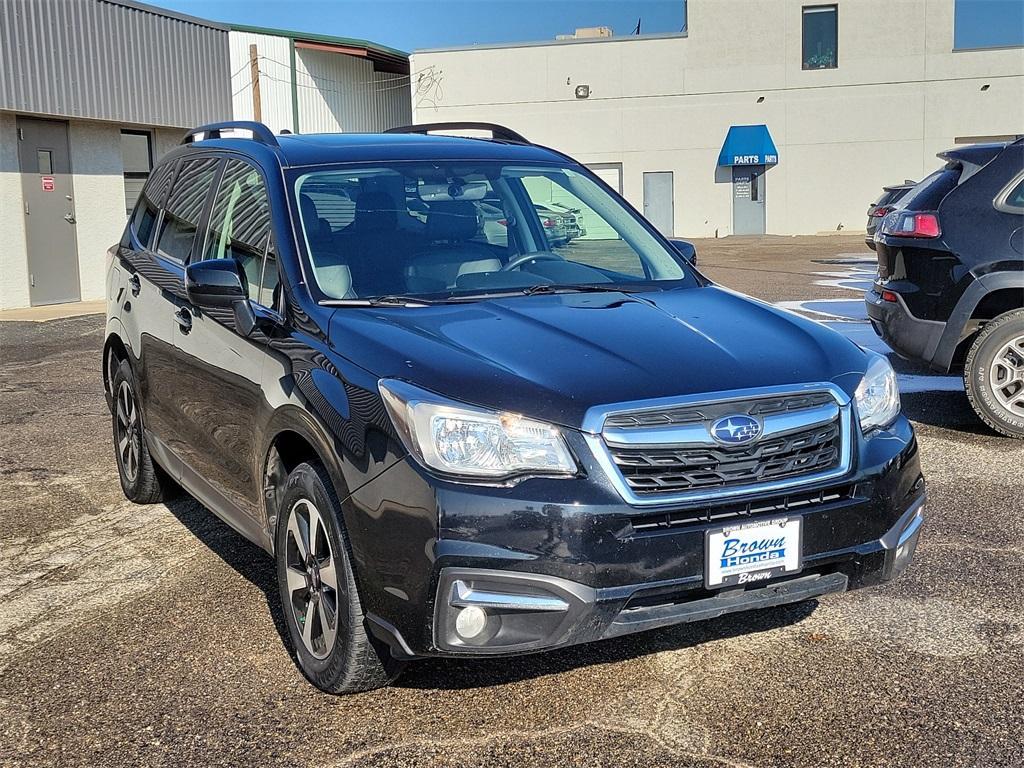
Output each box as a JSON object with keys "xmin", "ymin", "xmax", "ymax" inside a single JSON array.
[
  {"xmin": 900, "ymin": 167, "xmax": 961, "ymax": 211},
  {"xmin": 154, "ymin": 157, "xmax": 219, "ymax": 263},
  {"xmin": 129, "ymin": 162, "xmax": 174, "ymax": 249}
]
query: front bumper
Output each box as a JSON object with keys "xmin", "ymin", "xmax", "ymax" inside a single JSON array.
[
  {"xmin": 865, "ymin": 286, "xmax": 946, "ymax": 365},
  {"xmin": 423, "ymin": 494, "xmax": 923, "ymax": 655},
  {"xmin": 352, "ymin": 414, "xmax": 925, "ymax": 660}
]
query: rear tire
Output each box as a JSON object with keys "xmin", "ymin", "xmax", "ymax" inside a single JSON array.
[
  {"xmin": 964, "ymin": 308, "xmax": 1024, "ymax": 438},
  {"xmin": 275, "ymin": 461, "xmax": 406, "ymax": 694},
  {"xmin": 111, "ymin": 360, "xmax": 177, "ymax": 503}
]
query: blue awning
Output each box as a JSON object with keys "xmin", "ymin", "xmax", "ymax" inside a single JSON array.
[{"xmin": 718, "ymin": 125, "xmax": 779, "ymax": 166}]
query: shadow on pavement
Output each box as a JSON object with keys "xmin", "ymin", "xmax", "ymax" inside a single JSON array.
[
  {"xmin": 900, "ymin": 390, "xmax": 993, "ymax": 436},
  {"xmin": 163, "ymin": 494, "xmax": 291, "ymax": 649},
  {"xmin": 397, "ymin": 600, "xmax": 819, "ymax": 691},
  {"xmin": 161, "ymin": 492, "xmax": 821, "ymax": 691}
]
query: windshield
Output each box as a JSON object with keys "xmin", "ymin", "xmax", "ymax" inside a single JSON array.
[{"xmin": 291, "ymin": 162, "xmax": 693, "ymax": 302}]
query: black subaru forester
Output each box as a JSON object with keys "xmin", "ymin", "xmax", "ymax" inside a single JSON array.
[{"xmin": 105, "ymin": 121, "xmax": 925, "ymax": 694}]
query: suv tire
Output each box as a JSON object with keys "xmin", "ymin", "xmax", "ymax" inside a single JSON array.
[
  {"xmin": 275, "ymin": 461, "xmax": 406, "ymax": 694},
  {"xmin": 964, "ymin": 308, "xmax": 1024, "ymax": 438},
  {"xmin": 112, "ymin": 359, "xmax": 177, "ymax": 503}
]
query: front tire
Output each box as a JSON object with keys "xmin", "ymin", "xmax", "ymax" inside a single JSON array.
[
  {"xmin": 275, "ymin": 461, "xmax": 405, "ymax": 694},
  {"xmin": 964, "ymin": 309, "xmax": 1024, "ymax": 438}
]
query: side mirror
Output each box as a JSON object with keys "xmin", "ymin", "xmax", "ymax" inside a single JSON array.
[
  {"xmin": 668, "ymin": 238, "xmax": 697, "ymax": 267},
  {"xmin": 185, "ymin": 259, "xmax": 256, "ymax": 335}
]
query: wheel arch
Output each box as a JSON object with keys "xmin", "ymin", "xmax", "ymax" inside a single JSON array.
[
  {"xmin": 933, "ymin": 272, "xmax": 1024, "ymax": 371},
  {"xmin": 102, "ymin": 322, "xmax": 133, "ymax": 410},
  {"xmin": 261, "ymin": 406, "xmax": 352, "ymax": 552}
]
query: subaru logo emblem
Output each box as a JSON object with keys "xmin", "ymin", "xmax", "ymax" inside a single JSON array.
[{"xmin": 710, "ymin": 415, "xmax": 762, "ymax": 445}]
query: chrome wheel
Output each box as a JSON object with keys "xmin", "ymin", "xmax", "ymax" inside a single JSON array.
[
  {"xmin": 115, "ymin": 380, "xmax": 140, "ymax": 482},
  {"xmin": 285, "ymin": 499, "xmax": 340, "ymax": 660},
  {"xmin": 989, "ymin": 334, "xmax": 1024, "ymax": 415}
]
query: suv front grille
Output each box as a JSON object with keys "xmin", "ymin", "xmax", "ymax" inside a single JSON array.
[
  {"xmin": 610, "ymin": 421, "xmax": 841, "ymax": 494},
  {"xmin": 595, "ymin": 388, "xmax": 850, "ymax": 502}
]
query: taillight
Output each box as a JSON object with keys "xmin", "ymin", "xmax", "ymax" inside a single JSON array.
[
  {"xmin": 871, "ymin": 205, "xmax": 894, "ymax": 218},
  {"xmin": 543, "ymin": 218, "xmax": 556, "ymax": 228},
  {"xmin": 881, "ymin": 290, "xmax": 898, "ymax": 303},
  {"xmin": 497, "ymin": 219, "xmax": 508, "ymax": 227},
  {"xmin": 884, "ymin": 211, "xmax": 941, "ymax": 238}
]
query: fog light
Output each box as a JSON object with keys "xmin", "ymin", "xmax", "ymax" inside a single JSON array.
[{"xmin": 454, "ymin": 606, "xmax": 488, "ymax": 639}]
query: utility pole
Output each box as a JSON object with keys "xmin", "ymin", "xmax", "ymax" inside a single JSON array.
[{"xmin": 249, "ymin": 44, "xmax": 262, "ymax": 122}]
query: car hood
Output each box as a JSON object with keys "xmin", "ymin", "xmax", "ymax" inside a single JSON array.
[{"xmin": 328, "ymin": 286, "xmax": 869, "ymax": 429}]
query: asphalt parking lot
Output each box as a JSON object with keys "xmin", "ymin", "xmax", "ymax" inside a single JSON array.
[{"xmin": 1, "ymin": 234, "xmax": 1022, "ymax": 768}]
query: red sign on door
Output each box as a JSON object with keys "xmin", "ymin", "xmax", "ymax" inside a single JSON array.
[{"xmin": 41, "ymin": 176, "xmax": 55, "ymax": 191}]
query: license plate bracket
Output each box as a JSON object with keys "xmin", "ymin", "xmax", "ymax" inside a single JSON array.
[{"xmin": 705, "ymin": 517, "xmax": 802, "ymax": 588}]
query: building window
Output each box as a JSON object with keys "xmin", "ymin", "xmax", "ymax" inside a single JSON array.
[
  {"xmin": 802, "ymin": 5, "xmax": 838, "ymax": 70},
  {"xmin": 120, "ymin": 130, "xmax": 153, "ymax": 217}
]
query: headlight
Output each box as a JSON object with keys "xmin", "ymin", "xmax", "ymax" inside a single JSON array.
[
  {"xmin": 378, "ymin": 380, "xmax": 577, "ymax": 479},
  {"xmin": 855, "ymin": 354, "xmax": 901, "ymax": 432}
]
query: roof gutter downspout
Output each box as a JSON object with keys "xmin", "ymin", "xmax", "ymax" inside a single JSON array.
[{"xmin": 290, "ymin": 40, "xmax": 300, "ymax": 133}]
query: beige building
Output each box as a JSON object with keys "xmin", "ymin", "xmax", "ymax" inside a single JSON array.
[{"xmin": 410, "ymin": 0, "xmax": 1024, "ymax": 238}]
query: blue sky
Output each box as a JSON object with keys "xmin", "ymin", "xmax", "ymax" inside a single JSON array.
[{"xmin": 154, "ymin": 0, "xmax": 1023, "ymax": 53}]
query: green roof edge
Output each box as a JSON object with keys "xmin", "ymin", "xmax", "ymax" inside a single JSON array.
[{"xmin": 228, "ymin": 22, "xmax": 409, "ymax": 60}]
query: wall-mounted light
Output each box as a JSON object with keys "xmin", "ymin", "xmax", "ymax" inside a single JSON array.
[
  {"xmin": 980, "ymin": 84, "xmax": 991, "ymax": 91},
  {"xmin": 575, "ymin": 84, "xmax": 591, "ymax": 99}
]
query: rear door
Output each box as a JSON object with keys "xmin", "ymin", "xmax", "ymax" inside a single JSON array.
[
  {"xmin": 113, "ymin": 158, "xmax": 186, "ymax": 474},
  {"xmin": 169, "ymin": 157, "xmax": 279, "ymax": 526},
  {"xmin": 136, "ymin": 155, "xmax": 221, "ymax": 467}
]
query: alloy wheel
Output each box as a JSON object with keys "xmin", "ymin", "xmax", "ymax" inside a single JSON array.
[
  {"xmin": 988, "ymin": 334, "xmax": 1024, "ymax": 416},
  {"xmin": 285, "ymin": 499, "xmax": 340, "ymax": 660},
  {"xmin": 115, "ymin": 380, "xmax": 141, "ymax": 482}
]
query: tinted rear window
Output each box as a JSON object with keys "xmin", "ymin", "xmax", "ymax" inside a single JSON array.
[
  {"xmin": 901, "ymin": 167, "xmax": 961, "ymax": 211},
  {"xmin": 154, "ymin": 157, "xmax": 219, "ymax": 263},
  {"xmin": 129, "ymin": 161, "xmax": 173, "ymax": 249}
]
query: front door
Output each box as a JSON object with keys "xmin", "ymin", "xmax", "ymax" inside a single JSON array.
[
  {"xmin": 732, "ymin": 165, "xmax": 766, "ymax": 236},
  {"xmin": 170, "ymin": 157, "xmax": 277, "ymax": 525},
  {"xmin": 17, "ymin": 117, "xmax": 81, "ymax": 305},
  {"xmin": 643, "ymin": 171, "xmax": 675, "ymax": 237}
]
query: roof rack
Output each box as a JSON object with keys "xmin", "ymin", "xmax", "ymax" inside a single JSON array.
[
  {"xmin": 181, "ymin": 121, "xmax": 280, "ymax": 147},
  {"xmin": 385, "ymin": 122, "xmax": 530, "ymax": 145}
]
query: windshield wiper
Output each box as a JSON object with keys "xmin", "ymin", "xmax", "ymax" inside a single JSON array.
[
  {"xmin": 521, "ymin": 283, "xmax": 640, "ymax": 296},
  {"xmin": 369, "ymin": 295, "xmax": 444, "ymax": 306},
  {"xmin": 321, "ymin": 295, "xmax": 444, "ymax": 307}
]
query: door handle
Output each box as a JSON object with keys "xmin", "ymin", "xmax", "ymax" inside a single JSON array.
[
  {"xmin": 127, "ymin": 273, "xmax": 141, "ymax": 296},
  {"xmin": 174, "ymin": 307, "xmax": 193, "ymax": 334}
]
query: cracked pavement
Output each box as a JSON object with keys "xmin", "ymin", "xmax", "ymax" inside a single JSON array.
[{"xmin": 1, "ymin": 235, "xmax": 1021, "ymax": 767}]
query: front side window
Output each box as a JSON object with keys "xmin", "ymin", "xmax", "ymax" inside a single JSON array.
[
  {"xmin": 292, "ymin": 162, "xmax": 691, "ymax": 302},
  {"xmin": 204, "ymin": 159, "xmax": 277, "ymax": 306},
  {"xmin": 802, "ymin": 5, "xmax": 838, "ymax": 69},
  {"xmin": 154, "ymin": 157, "xmax": 218, "ymax": 264}
]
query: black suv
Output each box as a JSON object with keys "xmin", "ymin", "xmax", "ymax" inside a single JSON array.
[
  {"xmin": 866, "ymin": 139, "xmax": 1024, "ymax": 437},
  {"xmin": 864, "ymin": 180, "xmax": 915, "ymax": 250},
  {"xmin": 106, "ymin": 121, "xmax": 925, "ymax": 694}
]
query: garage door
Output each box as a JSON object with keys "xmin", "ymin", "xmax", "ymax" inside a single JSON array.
[{"xmin": 587, "ymin": 163, "xmax": 622, "ymax": 195}]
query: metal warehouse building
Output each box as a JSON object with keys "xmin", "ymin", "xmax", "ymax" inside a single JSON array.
[
  {"xmin": 0, "ymin": 0, "xmax": 411, "ymax": 309},
  {"xmin": 411, "ymin": 0, "xmax": 1024, "ymax": 239}
]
